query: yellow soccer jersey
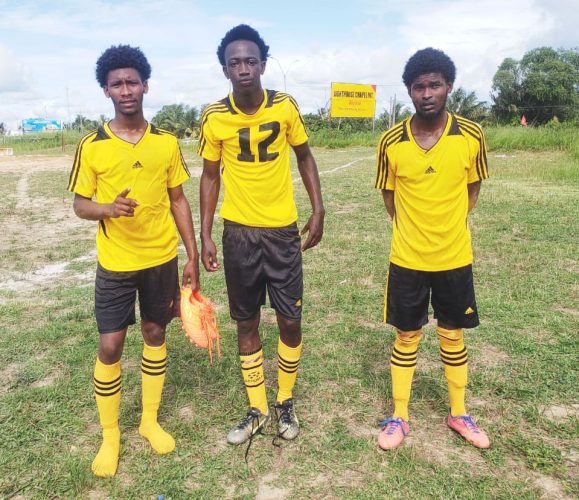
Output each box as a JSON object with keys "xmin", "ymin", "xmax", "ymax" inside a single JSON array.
[
  {"xmin": 198, "ymin": 89, "xmax": 308, "ymax": 227},
  {"xmin": 68, "ymin": 122, "xmax": 190, "ymax": 272},
  {"xmin": 375, "ymin": 113, "xmax": 489, "ymax": 271}
]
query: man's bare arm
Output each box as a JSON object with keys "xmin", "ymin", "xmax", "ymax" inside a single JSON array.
[
  {"xmin": 200, "ymin": 159, "xmax": 221, "ymax": 271},
  {"xmin": 293, "ymin": 142, "xmax": 325, "ymax": 251},
  {"xmin": 72, "ymin": 189, "xmax": 138, "ymax": 220},
  {"xmin": 169, "ymin": 185, "xmax": 200, "ymax": 290},
  {"xmin": 467, "ymin": 181, "xmax": 481, "ymax": 213},
  {"xmin": 382, "ymin": 189, "xmax": 395, "ymax": 220}
]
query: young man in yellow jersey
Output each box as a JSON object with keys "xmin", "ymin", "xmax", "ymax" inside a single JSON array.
[
  {"xmin": 68, "ymin": 45, "xmax": 199, "ymax": 477},
  {"xmin": 199, "ymin": 25, "xmax": 324, "ymax": 445},
  {"xmin": 375, "ymin": 48, "xmax": 490, "ymax": 450}
]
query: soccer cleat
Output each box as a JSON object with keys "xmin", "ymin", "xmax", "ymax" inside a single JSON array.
[
  {"xmin": 377, "ymin": 417, "xmax": 409, "ymax": 450},
  {"xmin": 273, "ymin": 399, "xmax": 300, "ymax": 440},
  {"xmin": 447, "ymin": 413, "xmax": 490, "ymax": 449},
  {"xmin": 227, "ymin": 408, "xmax": 270, "ymax": 445}
]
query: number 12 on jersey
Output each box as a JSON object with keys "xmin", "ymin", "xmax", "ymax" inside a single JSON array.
[{"xmin": 237, "ymin": 121, "xmax": 280, "ymax": 163}]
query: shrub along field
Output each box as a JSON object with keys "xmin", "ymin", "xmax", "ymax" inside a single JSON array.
[{"xmin": 0, "ymin": 129, "xmax": 577, "ymax": 498}]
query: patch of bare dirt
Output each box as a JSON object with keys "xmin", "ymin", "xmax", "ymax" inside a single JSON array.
[
  {"xmin": 87, "ymin": 489, "xmax": 109, "ymax": 500},
  {"xmin": 540, "ymin": 404, "xmax": 579, "ymax": 423},
  {"xmin": 334, "ymin": 202, "xmax": 364, "ymax": 214},
  {"xmin": 0, "ymin": 362, "xmax": 20, "ymax": 394},
  {"xmin": 468, "ymin": 396, "xmax": 490, "ymax": 408},
  {"xmin": 405, "ymin": 415, "xmax": 489, "ymax": 471},
  {"xmin": 86, "ymin": 422, "xmax": 100, "ymax": 435},
  {"xmin": 562, "ymin": 448, "xmax": 579, "ymax": 482},
  {"xmin": 471, "ymin": 344, "xmax": 511, "ymax": 367},
  {"xmin": 0, "ymin": 155, "xmax": 71, "ymax": 174},
  {"xmin": 554, "ymin": 306, "xmax": 579, "ymax": 317},
  {"xmin": 532, "ymin": 472, "xmax": 572, "ymax": 499},
  {"xmin": 30, "ymin": 366, "xmax": 61, "ymax": 388},
  {"xmin": 179, "ymin": 406, "xmax": 195, "ymax": 420},
  {"xmin": 62, "ymin": 335, "xmax": 82, "ymax": 347},
  {"xmin": 415, "ymin": 354, "xmax": 441, "ymax": 373},
  {"xmin": 256, "ymin": 472, "xmax": 289, "ymax": 500},
  {"xmin": 203, "ymin": 427, "xmax": 228, "ymax": 454},
  {"xmin": 356, "ymin": 274, "xmax": 382, "ymax": 290},
  {"xmin": 348, "ymin": 421, "xmax": 377, "ymax": 439},
  {"xmin": 357, "ymin": 318, "xmax": 382, "ymax": 331},
  {"xmin": 122, "ymin": 358, "xmax": 139, "ymax": 371},
  {"xmin": 1, "ymin": 155, "xmax": 96, "ymax": 291}
]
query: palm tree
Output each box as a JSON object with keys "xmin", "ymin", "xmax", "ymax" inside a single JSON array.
[
  {"xmin": 447, "ymin": 88, "xmax": 487, "ymax": 121},
  {"xmin": 152, "ymin": 104, "xmax": 198, "ymax": 138},
  {"xmin": 378, "ymin": 103, "xmax": 412, "ymax": 129}
]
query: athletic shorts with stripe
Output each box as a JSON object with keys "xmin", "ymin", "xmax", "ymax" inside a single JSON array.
[
  {"xmin": 222, "ymin": 220, "xmax": 303, "ymax": 321},
  {"xmin": 384, "ymin": 262, "xmax": 480, "ymax": 331},
  {"xmin": 95, "ymin": 257, "xmax": 180, "ymax": 333}
]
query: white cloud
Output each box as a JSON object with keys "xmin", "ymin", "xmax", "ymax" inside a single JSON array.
[
  {"xmin": 0, "ymin": 0, "xmax": 574, "ymax": 132},
  {"xmin": 0, "ymin": 45, "xmax": 32, "ymax": 92}
]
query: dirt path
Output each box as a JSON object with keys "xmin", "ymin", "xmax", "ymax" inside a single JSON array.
[{"xmin": 0, "ymin": 155, "xmax": 93, "ymax": 294}]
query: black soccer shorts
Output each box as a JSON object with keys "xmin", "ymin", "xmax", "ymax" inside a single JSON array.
[
  {"xmin": 384, "ymin": 262, "xmax": 480, "ymax": 331},
  {"xmin": 95, "ymin": 257, "xmax": 179, "ymax": 333},
  {"xmin": 222, "ymin": 220, "xmax": 303, "ymax": 321}
]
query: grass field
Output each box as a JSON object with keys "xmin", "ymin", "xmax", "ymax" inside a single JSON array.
[{"xmin": 0, "ymin": 145, "xmax": 577, "ymax": 499}]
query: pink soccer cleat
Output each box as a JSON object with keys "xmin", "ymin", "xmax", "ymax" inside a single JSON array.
[
  {"xmin": 378, "ymin": 417, "xmax": 410, "ymax": 450},
  {"xmin": 447, "ymin": 413, "xmax": 491, "ymax": 449}
]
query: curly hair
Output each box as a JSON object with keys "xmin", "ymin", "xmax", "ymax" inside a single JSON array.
[
  {"xmin": 95, "ymin": 45, "xmax": 151, "ymax": 87},
  {"xmin": 402, "ymin": 48, "xmax": 456, "ymax": 89},
  {"xmin": 216, "ymin": 24, "xmax": 270, "ymax": 66}
]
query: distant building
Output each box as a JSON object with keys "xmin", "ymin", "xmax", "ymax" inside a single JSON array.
[{"xmin": 21, "ymin": 118, "xmax": 62, "ymax": 134}]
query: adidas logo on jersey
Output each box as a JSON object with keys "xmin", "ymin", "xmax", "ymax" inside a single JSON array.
[
  {"xmin": 424, "ymin": 166, "xmax": 436, "ymax": 174},
  {"xmin": 464, "ymin": 307, "xmax": 474, "ymax": 314},
  {"xmin": 132, "ymin": 161, "xmax": 144, "ymax": 169}
]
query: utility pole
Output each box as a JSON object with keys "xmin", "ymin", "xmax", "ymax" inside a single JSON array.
[
  {"xmin": 389, "ymin": 94, "xmax": 397, "ymax": 128},
  {"xmin": 66, "ymin": 87, "xmax": 71, "ymax": 126}
]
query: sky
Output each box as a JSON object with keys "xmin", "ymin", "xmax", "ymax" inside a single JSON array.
[{"xmin": 0, "ymin": 0, "xmax": 576, "ymax": 131}]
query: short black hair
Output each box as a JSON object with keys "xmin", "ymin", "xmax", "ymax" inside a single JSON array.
[
  {"xmin": 402, "ymin": 48, "xmax": 456, "ymax": 89},
  {"xmin": 216, "ymin": 24, "xmax": 270, "ymax": 66},
  {"xmin": 95, "ymin": 45, "xmax": 151, "ymax": 88}
]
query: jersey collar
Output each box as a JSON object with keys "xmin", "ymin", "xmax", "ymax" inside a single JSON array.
[
  {"xmin": 104, "ymin": 121, "xmax": 150, "ymax": 147},
  {"xmin": 229, "ymin": 89, "xmax": 268, "ymax": 116},
  {"xmin": 407, "ymin": 113, "xmax": 452, "ymax": 153}
]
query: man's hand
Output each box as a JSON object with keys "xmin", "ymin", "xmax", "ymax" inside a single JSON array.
[
  {"xmin": 301, "ymin": 211, "xmax": 325, "ymax": 251},
  {"xmin": 109, "ymin": 188, "xmax": 139, "ymax": 218},
  {"xmin": 201, "ymin": 238, "xmax": 220, "ymax": 272},
  {"xmin": 182, "ymin": 258, "xmax": 200, "ymax": 291}
]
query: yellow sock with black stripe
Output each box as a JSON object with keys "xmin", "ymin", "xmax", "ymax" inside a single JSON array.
[
  {"xmin": 437, "ymin": 327, "xmax": 468, "ymax": 416},
  {"xmin": 92, "ymin": 357, "xmax": 121, "ymax": 477},
  {"xmin": 240, "ymin": 347, "xmax": 268, "ymax": 414},
  {"xmin": 138, "ymin": 342, "xmax": 175, "ymax": 454},
  {"xmin": 391, "ymin": 329, "xmax": 422, "ymax": 421},
  {"xmin": 277, "ymin": 338, "xmax": 302, "ymax": 403}
]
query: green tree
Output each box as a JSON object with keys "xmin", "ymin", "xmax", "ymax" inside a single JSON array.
[
  {"xmin": 67, "ymin": 114, "xmax": 99, "ymax": 132},
  {"xmin": 377, "ymin": 103, "xmax": 411, "ymax": 129},
  {"xmin": 446, "ymin": 87, "xmax": 488, "ymax": 121},
  {"xmin": 303, "ymin": 108, "xmax": 329, "ymax": 132},
  {"xmin": 152, "ymin": 104, "xmax": 198, "ymax": 138},
  {"xmin": 0, "ymin": 122, "xmax": 6, "ymax": 135},
  {"xmin": 491, "ymin": 47, "xmax": 579, "ymax": 124},
  {"xmin": 491, "ymin": 57, "xmax": 521, "ymax": 122}
]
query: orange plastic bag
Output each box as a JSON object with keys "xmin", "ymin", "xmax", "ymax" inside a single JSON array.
[{"xmin": 180, "ymin": 287, "xmax": 221, "ymax": 365}]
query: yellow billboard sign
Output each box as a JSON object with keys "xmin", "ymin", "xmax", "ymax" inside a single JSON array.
[{"xmin": 330, "ymin": 82, "xmax": 377, "ymax": 118}]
